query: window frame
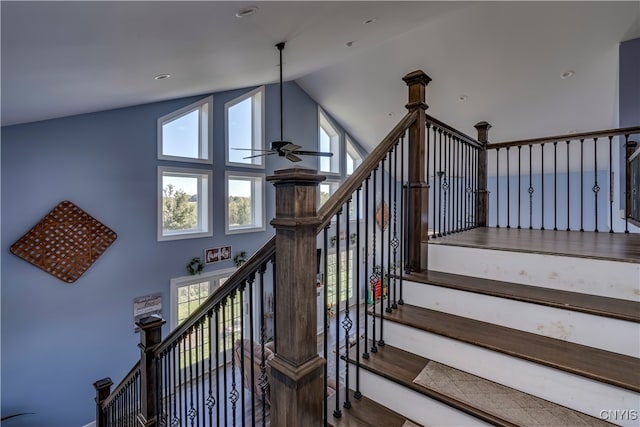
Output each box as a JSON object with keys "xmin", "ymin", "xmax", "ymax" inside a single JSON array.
[
  {"xmin": 169, "ymin": 267, "xmax": 237, "ymax": 330},
  {"xmin": 157, "ymin": 96, "xmax": 213, "ymax": 164},
  {"xmin": 225, "ymin": 86, "xmax": 265, "ymax": 169},
  {"xmin": 346, "ymin": 135, "xmax": 364, "ymax": 176},
  {"xmin": 318, "ymin": 108, "xmax": 341, "ymax": 176},
  {"xmin": 225, "ymin": 171, "xmax": 266, "ymax": 235},
  {"xmin": 157, "ymin": 166, "xmax": 213, "ymax": 241},
  {"xmin": 319, "ymin": 179, "xmax": 341, "ymax": 209}
]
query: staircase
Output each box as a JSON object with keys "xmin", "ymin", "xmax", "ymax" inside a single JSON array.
[{"xmin": 335, "ymin": 230, "xmax": 640, "ymax": 426}]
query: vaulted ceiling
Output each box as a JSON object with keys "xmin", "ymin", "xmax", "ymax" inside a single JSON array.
[{"xmin": 2, "ymin": 1, "xmax": 639, "ymax": 150}]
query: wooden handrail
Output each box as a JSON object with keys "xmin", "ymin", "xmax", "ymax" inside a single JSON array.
[
  {"xmin": 317, "ymin": 110, "xmax": 418, "ymax": 231},
  {"xmin": 488, "ymin": 126, "xmax": 640, "ymax": 150},
  {"xmin": 154, "ymin": 236, "xmax": 275, "ymax": 356},
  {"xmin": 426, "ymin": 113, "xmax": 482, "ymax": 149},
  {"xmin": 101, "ymin": 362, "xmax": 140, "ymax": 408}
]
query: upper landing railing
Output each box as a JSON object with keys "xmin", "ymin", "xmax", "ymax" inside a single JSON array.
[{"xmin": 484, "ymin": 127, "xmax": 640, "ymax": 233}]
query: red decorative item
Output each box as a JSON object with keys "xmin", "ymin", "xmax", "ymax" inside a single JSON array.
[{"xmin": 10, "ymin": 201, "xmax": 117, "ymax": 283}]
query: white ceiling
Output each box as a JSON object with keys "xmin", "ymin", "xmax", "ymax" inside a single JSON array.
[{"xmin": 2, "ymin": 1, "xmax": 639, "ymax": 151}]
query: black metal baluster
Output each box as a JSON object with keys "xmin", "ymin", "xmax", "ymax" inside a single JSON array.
[
  {"xmin": 541, "ymin": 143, "xmax": 545, "ymax": 230},
  {"xmin": 506, "ymin": 147, "xmax": 511, "ymax": 228},
  {"xmin": 426, "ymin": 123, "xmax": 432, "ymax": 238},
  {"xmin": 447, "ymin": 132, "xmax": 452, "ymax": 234},
  {"xmin": 399, "ymin": 134, "xmax": 406, "ymax": 304},
  {"xmin": 465, "ymin": 143, "xmax": 470, "ymax": 229},
  {"xmin": 222, "ymin": 300, "xmax": 227, "ymax": 424},
  {"xmin": 183, "ymin": 334, "xmax": 189, "ymax": 427},
  {"xmin": 323, "ymin": 226, "xmax": 329, "ymax": 427},
  {"xmin": 214, "ymin": 306, "xmax": 220, "ymax": 427},
  {"xmin": 238, "ymin": 290, "xmax": 245, "ymax": 427},
  {"xmin": 593, "ymin": 137, "xmax": 600, "ymax": 232},
  {"xmin": 496, "ymin": 147, "xmax": 500, "ymax": 227},
  {"xmin": 518, "ymin": 146, "xmax": 522, "ymax": 229},
  {"xmin": 230, "ymin": 292, "xmax": 239, "ymax": 427},
  {"xmin": 206, "ymin": 312, "xmax": 214, "ymax": 427},
  {"xmin": 258, "ymin": 263, "xmax": 267, "ymax": 427},
  {"xmin": 370, "ymin": 167, "xmax": 378, "ymax": 354},
  {"xmin": 247, "ymin": 273, "xmax": 255, "ymax": 427},
  {"xmin": 334, "ymin": 207, "xmax": 342, "ymax": 418},
  {"xmin": 609, "ymin": 135, "xmax": 614, "ymax": 233},
  {"xmin": 343, "ymin": 200, "xmax": 353, "ymax": 410},
  {"xmin": 566, "ymin": 141, "xmax": 571, "ymax": 231},
  {"xmin": 378, "ymin": 156, "xmax": 385, "ymax": 347},
  {"xmin": 354, "ymin": 186, "xmax": 362, "ymax": 400},
  {"xmin": 391, "ymin": 144, "xmax": 399, "ymax": 310},
  {"xmin": 438, "ymin": 129, "xmax": 443, "ymax": 236},
  {"xmin": 271, "ymin": 254, "xmax": 277, "ymax": 354},
  {"xmin": 194, "ymin": 323, "xmax": 199, "ymax": 426},
  {"xmin": 529, "ymin": 144, "xmax": 534, "ymax": 229},
  {"xmin": 386, "ymin": 150, "xmax": 393, "ymax": 313},
  {"xmin": 580, "ymin": 138, "xmax": 585, "ymax": 232},
  {"xmin": 554, "ymin": 142, "xmax": 558, "ymax": 231},
  {"xmin": 363, "ymin": 176, "xmax": 370, "ymax": 360},
  {"xmin": 176, "ymin": 342, "xmax": 182, "ymax": 427}
]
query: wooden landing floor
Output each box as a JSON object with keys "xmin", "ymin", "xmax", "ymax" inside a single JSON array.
[{"xmin": 428, "ymin": 227, "xmax": 640, "ymax": 263}]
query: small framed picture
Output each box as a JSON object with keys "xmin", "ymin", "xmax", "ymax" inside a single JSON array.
[{"xmin": 205, "ymin": 247, "xmax": 219, "ymax": 264}]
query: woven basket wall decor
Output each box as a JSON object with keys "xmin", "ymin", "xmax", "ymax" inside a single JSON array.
[{"xmin": 10, "ymin": 200, "xmax": 117, "ymax": 283}]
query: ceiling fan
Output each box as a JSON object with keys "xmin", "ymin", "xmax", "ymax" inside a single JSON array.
[{"xmin": 234, "ymin": 42, "xmax": 333, "ymax": 163}]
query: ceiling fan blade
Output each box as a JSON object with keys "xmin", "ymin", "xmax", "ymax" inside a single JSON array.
[
  {"xmin": 280, "ymin": 143, "xmax": 302, "ymax": 152},
  {"xmin": 233, "ymin": 148, "xmax": 275, "ymax": 152},
  {"xmin": 285, "ymin": 153, "xmax": 303, "ymax": 162},
  {"xmin": 243, "ymin": 152, "xmax": 277, "ymax": 159},
  {"xmin": 291, "ymin": 150, "xmax": 333, "ymax": 157}
]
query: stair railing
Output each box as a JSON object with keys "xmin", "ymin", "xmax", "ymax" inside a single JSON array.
[
  {"xmin": 482, "ymin": 127, "xmax": 640, "ymax": 232},
  {"xmin": 93, "ymin": 70, "xmax": 485, "ymax": 426}
]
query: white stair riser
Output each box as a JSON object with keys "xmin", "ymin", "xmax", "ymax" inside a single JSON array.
[
  {"xmin": 370, "ymin": 321, "xmax": 640, "ymax": 426},
  {"xmin": 429, "ymin": 245, "xmax": 640, "ymax": 302},
  {"xmin": 402, "ymin": 281, "xmax": 640, "ymax": 357},
  {"xmin": 349, "ymin": 364, "xmax": 492, "ymax": 427}
]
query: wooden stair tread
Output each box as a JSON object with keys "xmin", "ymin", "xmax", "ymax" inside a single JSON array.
[
  {"xmin": 379, "ymin": 304, "xmax": 640, "ymax": 392},
  {"xmin": 353, "ymin": 343, "xmax": 614, "ymax": 427},
  {"xmin": 403, "ymin": 270, "xmax": 640, "ymax": 323},
  {"xmin": 328, "ymin": 388, "xmax": 416, "ymax": 427}
]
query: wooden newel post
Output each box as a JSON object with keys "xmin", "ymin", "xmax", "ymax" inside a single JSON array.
[
  {"xmin": 93, "ymin": 377, "xmax": 113, "ymax": 427},
  {"xmin": 403, "ymin": 70, "xmax": 431, "ymax": 273},
  {"xmin": 266, "ymin": 168, "xmax": 326, "ymax": 427},
  {"xmin": 475, "ymin": 121, "xmax": 492, "ymax": 227},
  {"xmin": 137, "ymin": 316, "xmax": 165, "ymax": 427}
]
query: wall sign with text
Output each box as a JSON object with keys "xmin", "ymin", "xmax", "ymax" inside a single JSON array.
[{"xmin": 205, "ymin": 245, "xmax": 232, "ymax": 265}]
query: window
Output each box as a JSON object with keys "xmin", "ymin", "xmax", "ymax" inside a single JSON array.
[
  {"xmin": 326, "ymin": 249, "xmax": 355, "ymax": 308},
  {"xmin": 346, "ymin": 136, "xmax": 363, "ymax": 176},
  {"xmin": 225, "ymin": 172, "xmax": 265, "ymax": 234},
  {"xmin": 170, "ymin": 268, "xmax": 238, "ymax": 367},
  {"xmin": 319, "ymin": 180, "xmax": 340, "ymax": 208},
  {"xmin": 319, "ymin": 109, "xmax": 341, "ymax": 174},
  {"xmin": 158, "ymin": 166, "xmax": 212, "ymax": 241},
  {"xmin": 226, "ymin": 87, "xmax": 265, "ymax": 168},
  {"xmin": 157, "ymin": 96, "xmax": 212, "ymax": 164}
]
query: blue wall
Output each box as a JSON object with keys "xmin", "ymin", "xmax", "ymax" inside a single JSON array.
[
  {"xmin": 0, "ymin": 81, "xmax": 361, "ymax": 426},
  {"xmin": 619, "ymin": 37, "xmax": 640, "ymax": 209}
]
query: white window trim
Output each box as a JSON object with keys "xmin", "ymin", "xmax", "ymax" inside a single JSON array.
[
  {"xmin": 225, "ymin": 86, "xmax": 265, "ymax": 169},
  {"xmin": 225, "ymin": 171, "xmax": 266, "ymax": 235},
  {"xmin": 158, "ymin": 166, "xmax": 213, "ymax": 241},
  {"xmin": 318, "ymin": 108, "xmax": 342, "ymax": 176},
  {"xmin": 169, "ymin": 267, "xmax": 237, "ymax": 330},
  {"xmin": 319, "ymin": 179, "xmax": 341, "ymax": 209},
  {"xmin": 346, "ymin": 134, "xmax": 364, "ymax": 176},
  {"xmin": 157, "ymin": 96, "xmax": 213, "ymax": 164}
]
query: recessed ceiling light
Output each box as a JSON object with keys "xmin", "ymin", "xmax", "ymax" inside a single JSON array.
[
  {"xmin": 458, "ymin": 95, "xmax": 468, "ymax": 102},
  {"xmin": 363, "ymin": 18, "xmax": 377, "ymax": 24},
  {"xmin": 561, "ymin": 70, "xmax": 574, "ymax": 79},
  {"xmin": 236, "ymin": 6, "xmax": 258, "ymax": 18},
  {"xmin": 345, "ymin": 41, "xmax": 355, "ymax": 48},
  {"xmin": 388, "ymin": 112, "xmax": 395, "ymax": 117},
  {"xmin": 154, "ymin": 74, "xmax": 171, "ymax": 80}
]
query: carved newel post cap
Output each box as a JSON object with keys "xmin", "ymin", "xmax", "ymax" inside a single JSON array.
[
  {"xmin": 402, "ymin": 70, "xmax": 432, "ymax": 86},
  {"xmin": 474, "ymin": 121, "xmax": 492, "ymax": 130},
  {"xmin": 267, "ymin": 167, "xmax": 326, "ymax": 186}
]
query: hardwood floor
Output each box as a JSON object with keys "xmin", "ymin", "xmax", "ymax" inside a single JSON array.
[{"xmin": 428, "ymin": 227, "xmax": 640, "ymax": 263}]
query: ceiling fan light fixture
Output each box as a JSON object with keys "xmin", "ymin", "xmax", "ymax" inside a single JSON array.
[{"xmin": 236, "ymin": 6, "xmax": 258, "ymax": 18}]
